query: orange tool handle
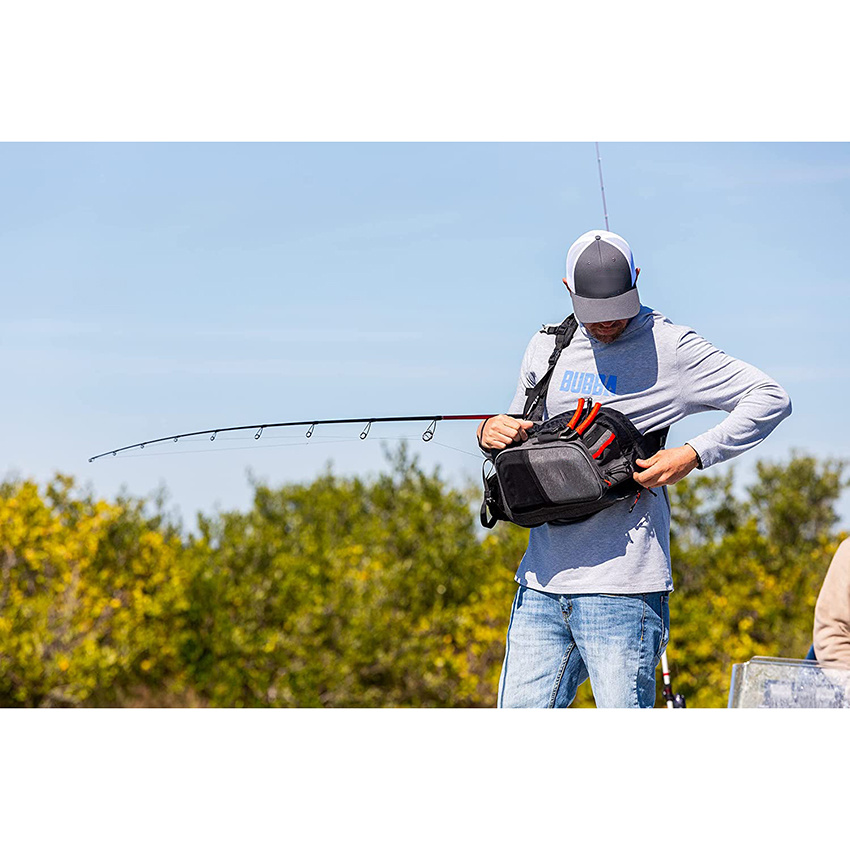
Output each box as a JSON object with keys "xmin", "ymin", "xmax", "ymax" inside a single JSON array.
[
  {"xmin": 575, "ymin": 402, "xmax": 602, "ymax": 436},
  {"xmin": 566, "ymin": 398, "xmax": 586, "ymax": 430}
]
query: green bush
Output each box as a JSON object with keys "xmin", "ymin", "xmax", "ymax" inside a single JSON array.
[{"xmin": 1, "ymin": 448, "xmax": 846, "ymax": 708}]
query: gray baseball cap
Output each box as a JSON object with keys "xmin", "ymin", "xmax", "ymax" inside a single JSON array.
[{"xmin": 564, "ymin": 230, "xmax": 640, "ymax": 323}]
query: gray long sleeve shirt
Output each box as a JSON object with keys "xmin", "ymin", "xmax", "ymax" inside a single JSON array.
[{"xmin": 506, "ymin": 306, "xmax": 792, "ymax": 594}]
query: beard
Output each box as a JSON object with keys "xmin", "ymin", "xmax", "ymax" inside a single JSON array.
[{"xmin": 585, "ymin": 319, "xmax": 629, "ymax": 343}]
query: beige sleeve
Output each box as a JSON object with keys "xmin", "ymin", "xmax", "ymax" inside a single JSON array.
[{"xmin": 813, "ymin": 539, "xmax": 850, "ymax": 667}]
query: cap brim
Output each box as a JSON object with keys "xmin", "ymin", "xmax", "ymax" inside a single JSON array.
[{"xmin": 569, "ymin": 287, "xmax": 641, "ymax": 323}]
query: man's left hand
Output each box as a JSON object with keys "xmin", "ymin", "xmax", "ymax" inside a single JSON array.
[{"xmin": 633, "ymin": 446, "xmax": 700, "ymax": 489}]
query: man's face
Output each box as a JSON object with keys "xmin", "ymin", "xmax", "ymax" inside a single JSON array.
[
  {"xmin": 562, "ymin": 267, "xmax": 639, "ymax": 344},
  {"xmin": 584, "ymin": 319, "xmax": 629, "ymax": 344}
]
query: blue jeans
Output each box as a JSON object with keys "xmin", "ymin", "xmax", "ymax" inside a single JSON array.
[{"xmin": 498, "ymin": 586, "xmax": 670, "ymax": 708}]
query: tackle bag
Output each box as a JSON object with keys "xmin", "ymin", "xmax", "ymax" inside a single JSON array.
[
  {"xmin": 479, "ymin": 314, "xmax": 668, "ymax": 529},
  {"xmin": 479, "ymin": 397, "xmax": 668, "ymax": 528}
]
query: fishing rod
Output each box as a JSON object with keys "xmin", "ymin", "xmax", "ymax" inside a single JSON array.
[
  {"xmin": 661, "ymin": 649, "xmax": 686, "ymax": 708},
  {"xmin": 595, "ymin": 141, "xmax": 686, "ymax": 708},
  {"xmin": 88, "ymin": 413, "xmax": 496, "ymax": 462},
  {"xmin": 595, "ymin": 141, "xmax": 610, "ymax": 230}
]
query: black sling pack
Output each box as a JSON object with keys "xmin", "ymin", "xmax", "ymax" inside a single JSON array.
[{"xmin": 480, "ymin": 315, "xmax": 669, "ymax": 529}]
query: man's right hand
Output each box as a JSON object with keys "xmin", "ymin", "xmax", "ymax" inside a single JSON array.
[{"xmin": 478, "ymin": 415, "xmax": 535, "ymax": 451}]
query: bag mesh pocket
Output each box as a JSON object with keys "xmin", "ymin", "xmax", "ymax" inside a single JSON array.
[
  {"xmin": 496, "ymin": 451, "xmax": 548, "ymax": 512},
  {"xmin": 526, "ymin": 443, "xmax": 605, "ymax": 504}
]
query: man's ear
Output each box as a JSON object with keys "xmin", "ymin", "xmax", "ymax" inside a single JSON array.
[
  {"xmin": 562, "ymin": 277, "xmax": 570, "ymax": 288},
  {"xmin": 635, "ymin": 267, "xmax": 641, "ymax": 282}
]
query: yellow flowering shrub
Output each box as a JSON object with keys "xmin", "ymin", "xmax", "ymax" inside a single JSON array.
[{"xmin": 0, "ymin": 475, "xmax": 190, "ymax": 706}]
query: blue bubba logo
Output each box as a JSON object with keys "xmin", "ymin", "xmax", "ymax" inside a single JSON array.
[{"xmin": 559, "ymin": 371, "xmax": 618, "ymax": 396}]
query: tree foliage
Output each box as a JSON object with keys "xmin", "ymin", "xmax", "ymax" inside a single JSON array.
[
  {"xmin": 182, "ymin": 446, "xmax": 518, "ymax": 706},
  {"xmin": 0, "ymin": 448, "xmax": 846, "ymax": 708},
  {"xmin": 0, "ymin": 476, "xmax": 191, "ymax": 706}
]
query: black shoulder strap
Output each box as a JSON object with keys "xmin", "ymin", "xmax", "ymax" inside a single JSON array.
[
  {"xmin": 641, "ymin": 427, "xmax": 670, "ymax": 456},
  {"xmin": 522, "ymin": 314, "xmax": 578, "ymax": 421}
]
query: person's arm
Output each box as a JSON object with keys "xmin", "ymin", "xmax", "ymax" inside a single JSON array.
[
  {"xmin": 813, "ymin": 540, "xmax": 850, "ymax": 667},
  {"xmin": 635, "ymin": 330, "xmax": 792, "ymax": 488},
  {"xmin": 477, "ymin": 415, "xmax": 535, "ymax": 450},
  {"xmin": 674, "ymin": 330, "xmax": 792, "ymax": 468}
]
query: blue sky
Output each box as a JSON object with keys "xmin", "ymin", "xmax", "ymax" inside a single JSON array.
[{"xmin": 2, "ymin": 142, "xmax": 849, "ymax": 527}]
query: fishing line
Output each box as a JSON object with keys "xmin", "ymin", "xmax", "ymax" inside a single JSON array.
[
  {"xmin": 430, "ymin": 440, "xmax": 484, "ymax": 459},
  {"xmin": 109, "ymin": 437, "xmax": 366, "ymax": 459},
  {"xmin": 176, "ymin": 433, "xmax": 356, "ymax": 443},
  {"xmin": 105, "ymin": 435, "xmax": 483, "ymax": 461}
]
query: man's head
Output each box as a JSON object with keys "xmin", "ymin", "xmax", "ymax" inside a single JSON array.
[{"xmin": 562, "ymin": 230, "xmax": 641, "ymax": 342}]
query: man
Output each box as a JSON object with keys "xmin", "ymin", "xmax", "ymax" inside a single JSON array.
[
  {"xmin": 478, "ymin": 229, "xmax": 792, "ymax": 708},
  {"xmin": 813, "ymin": 539, "xmax": 850, "ymax": 667}
]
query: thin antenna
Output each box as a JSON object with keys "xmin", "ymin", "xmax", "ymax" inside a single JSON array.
[{"xmin": 595, "ymin": 142, "xmax": 610, "ymax": 231}]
